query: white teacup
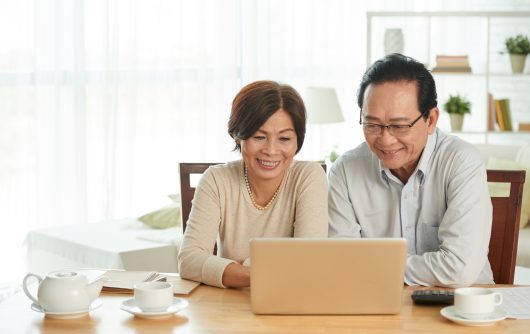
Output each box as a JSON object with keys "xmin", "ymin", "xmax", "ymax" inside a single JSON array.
[
  {"xmin": 454, "ymin": 287, "xmax": 503, "ymax": 320},
  {"xmin": 133, "ymin": 281, "xmax": 174, "ymax": 312}
]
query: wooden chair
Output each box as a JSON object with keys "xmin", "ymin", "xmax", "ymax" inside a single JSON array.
[
  {"xmin": 179, "ymin": 162, "xmax": 327, "ymax": 233},
  {"xmin": 487, "ymin": 169, "xmax": 526, "ymax": 284},
  {"xmin": 179, "ymin": 163, "xmax": 220, "ymax": 234}
]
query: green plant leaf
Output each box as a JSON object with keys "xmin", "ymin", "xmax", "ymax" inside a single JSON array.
[
  {"xmin": 442, "ymin": 94, "xmax": 471, "ymax": 115},
  {"xmin": 505, "ymin": 34, "xmax": 530, "ymax": 55}
]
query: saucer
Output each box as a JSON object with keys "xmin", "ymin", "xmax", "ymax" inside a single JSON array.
[
  {"xmin": 120, "ymin": 298, "xmax": 189, "ymax": 319},
  {"xmin": 31, "ymin": 299, "xmax": 103, "ymax": 319},
  {"xmin": 440, "ymin": 306, "xmax": 507, "ymax": 326}
]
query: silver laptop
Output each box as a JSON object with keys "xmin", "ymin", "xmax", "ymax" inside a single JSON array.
[{"xmin": 250, "ymin": 238, "xmax": 407, "ymax": 315}]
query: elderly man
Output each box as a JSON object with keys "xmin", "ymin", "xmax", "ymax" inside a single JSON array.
[{"xmin": 328, "ymin": 54, "xmax": 493, "ymax": 287}]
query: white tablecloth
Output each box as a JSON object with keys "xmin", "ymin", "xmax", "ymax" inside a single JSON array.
[{"xmin": 25, "ymin": 219, "xmax": 181, "ymax": 276}]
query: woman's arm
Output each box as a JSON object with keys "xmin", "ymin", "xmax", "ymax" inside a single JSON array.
[
  {"xmin": 178, "ymin": 168, "xmax": 236, "ymax": 288},
  {"xmin": 222, "ymin": 262, "xmax": 250, "ymax": 287},
  {"xmin": 293, "ymin": 162, "xmax": 329, "ymax": 237}
]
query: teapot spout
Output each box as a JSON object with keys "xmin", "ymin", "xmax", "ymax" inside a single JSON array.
[{"xmin": 86, "ymin": 276, "xmax": 108, "ymax": 301}]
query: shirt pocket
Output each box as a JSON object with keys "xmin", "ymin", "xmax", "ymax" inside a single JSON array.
[{"xmin": 417, "ymin": 221, "xmax": 440, "ymax": 253}]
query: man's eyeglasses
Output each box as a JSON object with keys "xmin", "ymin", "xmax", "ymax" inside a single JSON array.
[{"xmin": 359, "ymin": 111, "xmax": 426, "ymax": 137}]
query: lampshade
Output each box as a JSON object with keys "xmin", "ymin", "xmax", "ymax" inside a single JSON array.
[{"xmin": 303, "ymin": 87, "xmax": 344, "ymax": 124}]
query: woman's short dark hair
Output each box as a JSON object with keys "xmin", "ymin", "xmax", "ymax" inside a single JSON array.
[
  {"xmin": 228, "ymin": 80, "xmax": 306, "ymax": 153},
  {"xmin": 357, "ymin": 53, "xmax": 437, "ymax": 118}
]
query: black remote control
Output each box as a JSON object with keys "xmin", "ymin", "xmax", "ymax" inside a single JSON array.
[{"xmin": 411, "ymin": 289, "xmax": 454, "ymax": 305}]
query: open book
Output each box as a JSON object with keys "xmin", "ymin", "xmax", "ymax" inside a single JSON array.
[{"xmin": 102, "ymin": 270, "xmax": 200, "ymax": 295}]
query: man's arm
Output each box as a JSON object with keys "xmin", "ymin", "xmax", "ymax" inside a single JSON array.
[
  {"xmin": 328, "ymin": 160, "xmax": 362, "ymax": 238},
  {"xmin": 406, "ymin": 155, "xmax": 492, "ymax": 287}
]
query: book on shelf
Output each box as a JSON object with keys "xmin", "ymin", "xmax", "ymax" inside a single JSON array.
[
  {"xmin": 432, "ymin": 55, "xmax": 472, "ymax": 73},
  {"xmin": 493, "ymin": 98, "xmax": 513, "ymax": 132},
  {"xmin": 435, "ymin": 55, "xmax": 470, "ymax": 66},
  {"xmin": 432, "ymin": 66, "xmax": 472, "ymax": 73},
  {"xmin": 519, "ymin": 122, "xmax": 530, "ymax": 132},
  {"xmin": 494, "ymin": 99, "xmax": 504, "ymax": 131},
  {"xmin": 487, "ymin": 93, "xmax": 495, "ymax": 131},
  {"xmin": 102, "ymin": 269, "xmax": 200, "ymax": 295}
]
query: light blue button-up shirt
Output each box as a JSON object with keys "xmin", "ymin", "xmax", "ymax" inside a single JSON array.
[{"xmin": 328, "ymin": 129, "xmax": 494, "ymax": 287}]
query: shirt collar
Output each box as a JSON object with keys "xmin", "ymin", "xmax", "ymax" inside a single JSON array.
[
  {"xmin": 377, "ymin": 158, "xmax": 391, "ymax": 186},
  {"xmin": 415, "ymin": 129, "xmax": 438, "ymax": 184}
]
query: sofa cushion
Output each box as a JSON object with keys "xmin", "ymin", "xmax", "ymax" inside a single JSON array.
[
  {"xmin": 475, "ymin": 144, "xmax": 521, "ymax": 162},
  {"xmin": 138, "ymin": 194, "xmax": 182, "ymax": 229},
  {"xmin": 487, "ymin": 157, "xmax": 529, "ymax": 228},
  {"xmin": 516, "ymin": 144, "xmax": 530, "ymax": 167},
  {"xmin": 517, "ymin": 226, "xmax": 530, "ymax": 267}
]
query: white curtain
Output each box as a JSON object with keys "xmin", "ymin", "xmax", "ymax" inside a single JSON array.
[
  {"xmin": 0, "ymin": 0, "xmax": 243, "ymax": 286},
  {"xmin": 1, "ymin": 0, "xmax": 527, "ymax": 290}
]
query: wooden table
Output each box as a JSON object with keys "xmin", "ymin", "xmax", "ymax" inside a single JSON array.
[{"xmin": 0, "ymin": 285, "xmax": 528, "ymax": 333}]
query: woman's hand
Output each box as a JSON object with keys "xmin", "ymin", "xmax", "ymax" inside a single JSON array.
[
  {"xmin": 242, "ymin": 257, "xmax": 251, "ymax": 267},
  {"xmin": 222, "ymin": 262, "xmax": 250, "ymax": 287}
]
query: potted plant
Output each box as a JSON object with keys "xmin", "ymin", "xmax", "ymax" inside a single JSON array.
[
  {"xmin": 443, "ymin": 94, "xmax": 471, "ymax": 132},
  {"xmin": 505, "ymin": 34, "xmax": 530, "ymax": 73}
]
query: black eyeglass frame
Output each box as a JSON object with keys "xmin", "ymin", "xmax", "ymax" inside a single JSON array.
[{"xmin": 359, "ymin": 110, "xmax": 427, "ymax": 135}]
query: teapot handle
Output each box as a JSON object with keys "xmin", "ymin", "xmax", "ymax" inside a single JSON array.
[{"xmin": 22, "ymin": 273, "xmax": 42, "ymax": 304}]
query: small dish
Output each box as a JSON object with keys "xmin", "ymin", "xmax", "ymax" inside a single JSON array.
[
  {"xmin": 440, "ymin": 306, "xmax": 507, "ymax": 326},
  {"xmin": 31, "ymin": 299, "xmax": 102, "ymax": 319},
  {"xmin": 120, "ymin": 298, "xmax": 189, "ymax": 319}
]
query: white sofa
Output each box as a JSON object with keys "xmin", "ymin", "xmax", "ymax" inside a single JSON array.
[{"xmin": 474, "ymin": 143, "xmax": 530, "ymax": 268}]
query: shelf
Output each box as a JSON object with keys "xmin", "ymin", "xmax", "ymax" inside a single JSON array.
[
  {"xmin": 487, "ymin": 131, "xmax": 530, "ymax": 135},
  {"xmin": 431, "ymin": 72, "xmax": 485, "ymax": 77},
  {"xmin": 432, "ymin": 72, "xmax": 530, "ymax": 77},
  {"xmin": 367, "ymin": 11, "xmax": 530, "ymax": 18},
  {"xmin": 367, "ymin": 11, "xmax": 530, "ymax": 144},
  {"xmin": 451, "ymin": 131, "xmax": 530, "ymax": 135},
  {"xmin": 488, "ymin": 73, "xmax": 530, "ymax": 77}
]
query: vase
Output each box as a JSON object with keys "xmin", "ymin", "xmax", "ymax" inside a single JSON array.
[
  {"xmin": 449, "ymin": 114, "xmax": 464, "ymax": 132},
  {"xmin": 509, "ymin": 54, "xmax": 527, "ymax": 73},
  {"xmin": 384, "ymin": 28, "xmax": 404, "ymax": 56}
]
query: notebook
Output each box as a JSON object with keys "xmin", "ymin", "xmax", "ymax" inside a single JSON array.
[{"xmin": 250, "ymin": 238, "xmax": 407, "ymax": 315}]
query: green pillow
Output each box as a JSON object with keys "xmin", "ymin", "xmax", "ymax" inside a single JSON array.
[
  {"xmin": 487, "ymin": 157, "xmax": 530, "ymax": 228},
  {"xmin": 138, "ymin": 195, "xmax": 182, "ymax": 229}
]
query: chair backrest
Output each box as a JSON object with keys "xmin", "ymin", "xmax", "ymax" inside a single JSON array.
[
  {"xmin": 179, "ymin": 162, "xmax": 327, "ymax": 233},
  {"xmin": 179, "ymin": 163, "xmax": 220, "ymax": 233},
  {"xmin": 487, "ymin": 169, "xmax": 526, "ymax": 284}
]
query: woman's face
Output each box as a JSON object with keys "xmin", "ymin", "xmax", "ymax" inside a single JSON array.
[{"xmin": 239, "ymin": 108, "xmax": 298, "ymax": 185}]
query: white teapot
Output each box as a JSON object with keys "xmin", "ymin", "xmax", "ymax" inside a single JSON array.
[{"xmin": 23, "ymin": 270, "xmax": 107, "ymax": 313}]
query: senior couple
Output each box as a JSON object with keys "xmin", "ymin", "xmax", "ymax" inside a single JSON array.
[{"xmin": 178, "ymin": 54, "xmax": 494, "ymax": 289}]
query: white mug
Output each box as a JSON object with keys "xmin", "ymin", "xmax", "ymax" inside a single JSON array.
[
  {"xmin": 134, "ymin": 281, "xmax": 174, "ymax": 312},
  {"xmin": 454, "ymin": 287, "xmax": 503, "ymax": 319}
]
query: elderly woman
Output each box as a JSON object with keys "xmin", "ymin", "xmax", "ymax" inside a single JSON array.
[{"xmin": 178, "ymin": 80, "xmax": 328, "ymax": 288}]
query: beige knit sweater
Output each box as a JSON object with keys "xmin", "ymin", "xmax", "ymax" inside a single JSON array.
[{"xmin": 178, "ymin": 160, "xmax": 328, "ymax": 287}]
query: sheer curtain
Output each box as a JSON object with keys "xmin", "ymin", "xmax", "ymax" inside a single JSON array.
[
  {"xmin": 0, "ymin": 0, "xmax": 242, "ymax": 288},
  {"xmin": 240, "ymin": 0, "xmax": 373, "ymax": 161}
]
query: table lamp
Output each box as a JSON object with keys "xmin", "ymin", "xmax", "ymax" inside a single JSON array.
[
  {"xmin": 303, "ymin": 87, "xmax": 344, "ymax": 162},
  {"xmin": 304, "ymin": 87, "xmax": 344, "ymax": 124}
]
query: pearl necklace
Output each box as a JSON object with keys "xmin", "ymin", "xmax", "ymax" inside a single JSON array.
[{"xmin": 244, "ymin": 165, "xmax": 280, "ymax": 211}]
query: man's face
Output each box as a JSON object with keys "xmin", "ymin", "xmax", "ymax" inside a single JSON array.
[{"xmin": 361, "ymin": 80, "xmax": 438, "ymax": 182}]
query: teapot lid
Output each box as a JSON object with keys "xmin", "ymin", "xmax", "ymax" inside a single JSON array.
[{"xmin": 48, "ymin": 271, "xmax": 81, "ymax": 279}]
